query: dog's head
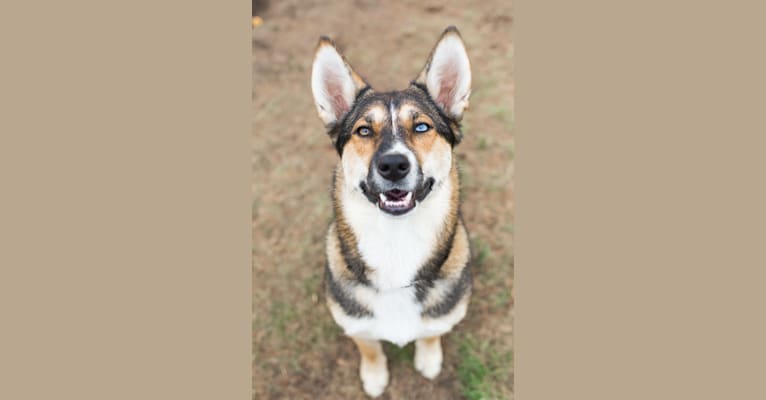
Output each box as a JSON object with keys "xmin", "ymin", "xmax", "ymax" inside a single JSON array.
[{"xmin": 311, "ymin": 26, "xmax": 471, "ymax": 216}]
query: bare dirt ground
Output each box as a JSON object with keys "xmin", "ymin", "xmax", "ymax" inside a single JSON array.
[{"xmin": 253, "ymin": 1, "xmax": 513, "ymax": 398}]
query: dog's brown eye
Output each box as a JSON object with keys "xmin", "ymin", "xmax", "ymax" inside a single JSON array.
[{"xmin": 356, "ymin": 126, "xmax": 372, "ymax": 137}]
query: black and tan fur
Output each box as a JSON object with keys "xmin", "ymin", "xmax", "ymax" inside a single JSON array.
[{"xmin": 311, "ymin": 26, "xmax": 473, "ymax": 397}]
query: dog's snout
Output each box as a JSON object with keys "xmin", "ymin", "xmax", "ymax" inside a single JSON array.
[{"xmin": 377, "ymin": 153, "xmax": 410, "ymax": 182}]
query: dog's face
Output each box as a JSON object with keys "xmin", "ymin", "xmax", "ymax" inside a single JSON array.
[{"xmin": 311, "ymin": 27, "xmax": 471, "ymax": 216}]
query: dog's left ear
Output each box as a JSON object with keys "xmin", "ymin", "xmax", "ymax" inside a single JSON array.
[{"xmin": 415, "ymin": 26, "xmax": 472, "ymax": 121}]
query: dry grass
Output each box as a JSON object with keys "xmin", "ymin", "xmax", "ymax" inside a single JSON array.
[{"xmin": 253, "ymin": 1, "xmax": 513, "ymax": 398}]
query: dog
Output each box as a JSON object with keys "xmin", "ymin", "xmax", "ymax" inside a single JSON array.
[{"xmin": 311, "ymin": 26, "xmax": 473, "ymax": 397}]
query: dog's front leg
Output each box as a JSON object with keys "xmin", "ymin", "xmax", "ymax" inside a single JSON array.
[
  {"xmin": 351, "ymin": 336, "xmax": 389, "ymax": 397},
  {"xmin": 414, "ymin": 335, "xmax": 443, "ymax": 379}
]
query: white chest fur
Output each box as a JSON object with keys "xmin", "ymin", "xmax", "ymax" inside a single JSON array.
[
  {"xmin": 333, "ymin": 181, "xmax": 458, "ymax": 345},
  {"xmin": 329, "ymin": 283, "xmax": 468, "ymax": 346},
  {"xmin": 342, "ymin": 180, "xmax": 452, "ymax": 290}
]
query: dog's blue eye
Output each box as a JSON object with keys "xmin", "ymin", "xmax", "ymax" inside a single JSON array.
[
  {"xmin": 414, "ymin": 123, "xmax": 431, "ymax": 133},
  {"xmin": 356, "ymin": 127, "xmax": 372, "ymax": 136}
]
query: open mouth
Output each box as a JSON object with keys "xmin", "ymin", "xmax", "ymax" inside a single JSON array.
[
  {"xmin": 378, "ymin": 189, "xmax": 415, "ymax": 215},
  {"xmin": 360, "ymin": 178, "xmax": 435, "ymax": 216}
]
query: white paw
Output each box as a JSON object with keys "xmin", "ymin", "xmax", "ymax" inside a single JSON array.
[
  {"xmin": 360, "ymin": 357, "xmax": 389, "ymax": 397},
  {"xmin": 414, "ymin": 341, "xmax": 442, "ymax": 379}
]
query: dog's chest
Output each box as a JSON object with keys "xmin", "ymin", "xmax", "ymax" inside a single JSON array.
[
  {"xmin": 356, "ymin": 223, "xmax": 434, "ymax": 344},
  {"xmin": 335, "ymin": 220, "xmax": 436, "ymax": 345},
  {"xmin": 358, "ymin": 286, "xmax": 424, "ymax": 346},
  {"xmin": 358, "ymin": 221, "xmax": 434, "ymax": 290},
  {"xmin": 345, "ymin": 188, "xmax": 448, "ymax": 290},
  {"xmin": 339, "ymin": 284, "xmax": 461, "ymax": 346},
  {"xmin": 336, "ymin": 186, "xmax": 453, "ymax": 345}
]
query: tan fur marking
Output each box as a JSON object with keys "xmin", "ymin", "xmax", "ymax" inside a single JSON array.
[
  {"xmin": 426, "ymin": 157, "xmax": 463, "ymax": 278},
  {"xmin": 413, "ymin": 132, "xmax": 448, "ymax": 168},
  {"xmin": 347, "ymin": 135, "xmax": 375, "ymax": 166},
  {"xmin": 420, "ymin": 335, "xmax": 440, "ymax": 346},
  {"xmin": 352, "ymin": 337, "xmax": 383, "ymax": 364},
  {"xmin": 441, "ymin": 162, "xmax": 466, "ymax": 277},
  {"xmin": 439, "ymin": 221, "xmax": 470, "ymax": 278},
  {"xmin": 326, "ymin": 222, "xmax": 355, "ymax": 281},
  {"xmin": 438, "ymin": 161, "xmax": 467, "ymax": 278}
]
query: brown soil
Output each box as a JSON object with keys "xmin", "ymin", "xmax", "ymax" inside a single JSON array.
[{"xmin": 253, "ymin": 1, "xmax": 513, "ymax": 399}]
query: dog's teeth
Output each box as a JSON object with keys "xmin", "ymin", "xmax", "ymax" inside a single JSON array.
[{"xmin": 378, "ymin": 191, "xmax": 414, "ymax": 210}]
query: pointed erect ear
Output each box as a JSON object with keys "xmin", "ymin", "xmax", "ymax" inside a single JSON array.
[
  {"xmin": 311, "ymin": 37, "xmax": 368, "ymax": 126},
  {"xmin": 415, "ymin": 26, "xmax": 472, "ymax": 121}
]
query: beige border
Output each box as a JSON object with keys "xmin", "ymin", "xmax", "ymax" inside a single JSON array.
[
  {"xmin": 516, "ymin": 1, "xmax": 766, "ymax": 398},
  {"xmin": 4, "ymin": 0, "xmax": 766, "ymax": 399},
  {"xmin": 0, "ymin": 1, "xmax": 251, "ymax": 399}
]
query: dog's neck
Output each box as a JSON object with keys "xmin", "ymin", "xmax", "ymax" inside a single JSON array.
[{"xmin": 333, "ymin": 165, "xmax": 459, "ymax": 291}]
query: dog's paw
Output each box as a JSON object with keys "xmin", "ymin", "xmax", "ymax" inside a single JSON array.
[
  {"xmin": 414, "ymin": 340, "xmax": 443, "ymax": 380},
  {"xmin": 360, "ymin": 356, "xmax": 389, "ymax": 397}
]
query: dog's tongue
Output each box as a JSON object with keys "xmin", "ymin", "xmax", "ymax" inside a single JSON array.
[{"xmin": 385, "ymin": 189, "xmax": 408, "ymax": 200}]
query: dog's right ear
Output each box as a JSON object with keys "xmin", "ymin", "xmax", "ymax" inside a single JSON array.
[{"xmin": 311, "ymin": 37, "xmax": 368, "ymax": 127}]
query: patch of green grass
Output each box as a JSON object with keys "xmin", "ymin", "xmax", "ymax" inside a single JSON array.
[
  {"xmin": 477, "ymin": 136, "xmax": 489, "ymax": 150},
  {"xmin": 302, "ymin": 272, "xmax": 320, "ymax": 297},
  {"xmin": 458, "ymin": 162, "xmax": 475, "ymax": 191},
  {"xmin": 319, "ymin": 318, "xmax": 341, "ymax": 340},
  {"xmin": 489, "ymin": 105, "xmax": 514, "ymax": 128},
  {"xmin": 470, "ymin": 77, "xmax": 498, "ymax": 103},
  {"xmin": 460, "ymin": 119, "xmax": 471, "ymax": 137},
  {"xmin": 385, "ymin": 342, "xmax": 415, "ymax": 365},
  {"xmin": 269, "ymin": 301, "xmax": 298, "ymax": 337},
  {"xmin": 472, "ymin": 237, "xmax": 491, "ymax": 268},
  {"xmin": 457, "ymin": 342, "xmax": 491, "ymax": 399},
  {"xmin": 493, "ymin": 289, "xmax": 511, "ymax": 308},
  {"xmin": 456, "ymin": 335, "xmax": 513, "ymax": 400}
]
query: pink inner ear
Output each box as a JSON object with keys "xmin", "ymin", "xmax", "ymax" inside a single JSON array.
[
  {"xmin": 436, "ymin": 64, "xmax": 458, "ymax": 112},
  {"xmin": 325, "ymin": 73, "xmax": 349, "ymax": 119}
]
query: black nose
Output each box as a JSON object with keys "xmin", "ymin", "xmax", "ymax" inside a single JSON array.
[{"xmin": 377, "ymin": 153, "xmax": 411, "ymax": 182}]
